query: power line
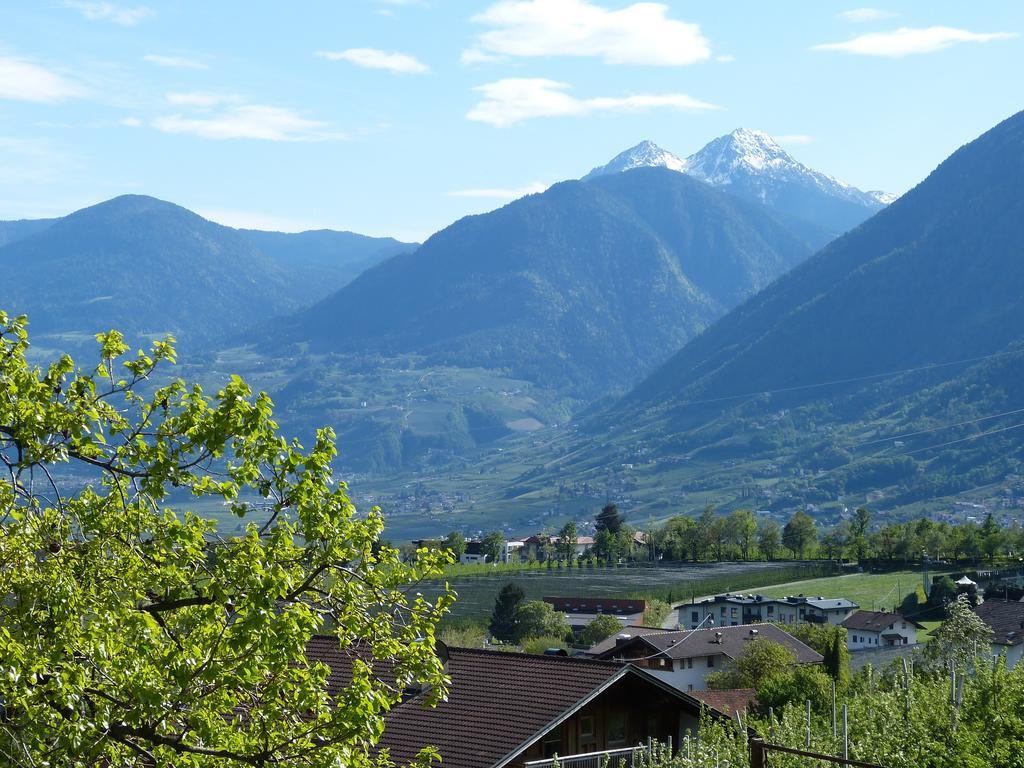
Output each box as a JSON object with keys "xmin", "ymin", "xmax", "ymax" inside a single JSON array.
[
  {"xmin": 904, "ymin": 421, "xmax": 1024, "ymax": 456},
  {"xmin": 858, "ymin": 407, "xmax": 1024, "ymax": 447}
]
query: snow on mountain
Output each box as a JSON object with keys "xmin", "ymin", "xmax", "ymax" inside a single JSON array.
[
  {"xmin": 682, "ymin": 128, "xmax": 886, "ymax": 210},
  {"xmin": 582, "ymin": 140, "xmax": 688, "ymax": 179}
]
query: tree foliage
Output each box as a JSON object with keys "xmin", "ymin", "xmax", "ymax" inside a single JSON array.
[
  {"xmin": 580, "ymin": 615, "xmax": 624, "ymax": 647},
  {"xmin": 0, "ymin": 312, "xmax": 453, "ymax": 767},
  {"xmin": 488, "ymin": 582, "xmax": 525, "ymax": 643}
]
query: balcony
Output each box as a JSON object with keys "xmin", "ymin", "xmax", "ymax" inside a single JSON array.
[{"xmin": 524, "ymin": 746, "xmax": 643, "ymax": 768}]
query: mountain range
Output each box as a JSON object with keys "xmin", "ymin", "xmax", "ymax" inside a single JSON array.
[
  {"xmin": 0, "ymin": 196, "xmax": 414, "ymax": 347},
  {"xmin": 531, "ymin": 108, "xmax": 1024, "ymax": 521},
  {"xmin": 585, "ymin": 129, "xmax": 892, "ymax": 248},
  {"xmin": 266, "ymin": 167, "xmax": 812, "ymax": 399}
]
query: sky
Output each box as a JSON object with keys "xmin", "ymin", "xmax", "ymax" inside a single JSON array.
[{"xmin": 1, "ymin": 0, "xmax": 1021, "ymax": 241}]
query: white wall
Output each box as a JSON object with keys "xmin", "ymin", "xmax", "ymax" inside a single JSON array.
[{"xmin": 642, "ymin": 654, "xmax": 726, "ymax": 692}]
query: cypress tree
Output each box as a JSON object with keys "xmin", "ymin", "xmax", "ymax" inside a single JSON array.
[{"xmin": 489, "ymin": 582, "xmax": 525, "ymax": 643}]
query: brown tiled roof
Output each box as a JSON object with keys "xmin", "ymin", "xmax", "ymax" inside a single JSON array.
[
  {"xmin": 590, "ymin": 624, "xmax": 823, "ymax": 665},
  {"xmin": 308, "ymin": 639, "xmax": 669, "ymax": 768},
  {"xmin": 689, "ymin": 688, "xmax": 757, "ymax": 716},
  {"xmin": 841, "ymin": 610, "xmax": 923, "ymax": 632},
  {"xmin": 545, "ymin": 596, "xmax": 647, "ymax": 615},
  {"xmin": 974, "ymin": 600, "xmax": 1024, "ymax": 646}
]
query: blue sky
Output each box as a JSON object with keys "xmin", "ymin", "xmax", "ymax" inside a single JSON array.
[{"xmin": 1, "ymin": 0, "xmax": 1021, "ymax": 241}]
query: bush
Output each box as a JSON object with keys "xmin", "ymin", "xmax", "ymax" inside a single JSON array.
[{"xmin": 580, "ymin": 614, "xmax": 624, "ymax": 647}]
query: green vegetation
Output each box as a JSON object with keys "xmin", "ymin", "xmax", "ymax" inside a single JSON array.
[
  {"xmin": 0, "ymin": 314, "xmax": 452, "ymax": 766},
  {"xmin": 755, "ymin": 569, "xmax": 950, "ymax": 614},
  {"xmin": 580, "ymin": 615, "xmax": 624, "ymax": 646}
]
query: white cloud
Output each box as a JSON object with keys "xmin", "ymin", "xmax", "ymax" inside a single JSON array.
[
  {"xmin": 814, "ymin": 26, "xmax": 1016, "ymax": 57},
  {"xmin": 143, "ymin": 54, "xmax": 208, "ymax": 70},
  {"xmin": 0, "ymin": 57, "xmax": 84, "ymax": 103},
  {"xmin": 448, "ymin": 182, "xmax": 548, "ymax": 200},
  {"xmin": 465, "ymin": 0, "xmax": 710, "ymax": 66},
  {"xmin": 65, "ymin": 1, "xmax": 152, "ymax": 26},
  {"xmin": 152, "ymin": 105, "xmax": 345, "ymax": 142},
  {"xmin": 119, "ymin": 117, "xmax": 143, "ymax": 127},
  {"xmin": 165, "ymin": 91, "xmax": 237, "ymax": 107},
  {"xmin": 775, "ymin": 134, "xmax": 815, "ymax": 146},
  {"xmin": 316, "ymin": 48, "xmax": 430, "ymax": 74},
  {"xmin": 467, "ymin": 78, "xmax": 718, "ymax": 127},
  {"xmin": 715, "ymin": 54, "xmax": 735, "ymax": 63},
  {"xmin": 839, "ymin": 8, "xmax": 897, "ymax": 23}
]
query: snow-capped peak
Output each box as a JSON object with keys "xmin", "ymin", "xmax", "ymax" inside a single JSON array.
[{"xmin": 582, "ymin": 140, "xmax": 688, "ymax": 180}]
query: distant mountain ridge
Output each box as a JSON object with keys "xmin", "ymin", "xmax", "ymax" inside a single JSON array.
[
  {"xmin": 0, "ymin": 195, "xmax": 413, "ymax": 348},
  {"xmin": 266, "ymin": 168, "xmax": 813, "ymax": 398},
  {"xmin": 584, "ymin": 129, "xmax": 891, "ymax": 248}
]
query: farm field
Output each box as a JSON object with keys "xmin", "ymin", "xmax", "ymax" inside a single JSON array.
[
  {"xmin": 753, "ymin": 568, "xmax": 956, "ymax": 615},
  {"xmin": 422, "ymin": 561, "xmax": 834, "ymax": 620}
]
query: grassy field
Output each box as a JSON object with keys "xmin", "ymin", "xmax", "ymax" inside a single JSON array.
[{"xmin": 753, "ymin": 568, "xmax": 954, "ymax": 615}]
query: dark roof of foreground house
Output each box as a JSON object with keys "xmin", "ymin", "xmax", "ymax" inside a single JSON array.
[
  {"xmin": 307, "ymin": 638, "xmax": 710, "ymax": 768},
  {"xmin": 974, "ymin": 600, "xmax": 1024, "ymax": 646},
  {"xmin": 840, "ymin": 610, "xmax": 924, "ymax": 633},
  {"xmin": 589, "ymin": 623, "xmax": 823, "ymax": 665}
]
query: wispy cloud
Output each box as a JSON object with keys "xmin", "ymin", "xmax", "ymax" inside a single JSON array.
[
  {"xmin": 143, "ymin": 54, "xmax": 208, "ymax": 70},
  {"xmin": 65, "ymin": 1, "xmax": 152, "ymax": 26},
  {"xmin": 0, "ymin": 56, "xmax": 84, "ymax": 103},
  {"xmin": 448, "ymin": 182, "xmax": 547, "ymax": 200},
  {"xmin": 814, "ymin": 27, "xmax": 1016, "ymax": 57},
  {"xmin": 165, "ymin": 91, "xmax": 238, "ymax": 107},
  {"xmin": 839, "ymin": 8, "xmax": 898, "ymax": 23},
  {"xmin": 464, "ymin": 0, "xmax": 711, "ymax": 66},
  {"xmin": 119, "ymin": 117, "xmax": 143, "ymax": 127},
  {"xmin": 467, "ymin": 78, "xmax": 719, "ymax": 127},
  {"xmin": 152, "ymin": 105, "xmax": 345, "ymax": 141},
  {"xmin": 775, "ymin": 134, "xmax": 815, "ymax": 146},
  {"xmin": 316, "ymin": 48, "xmax": 430, "ymax": 74}
]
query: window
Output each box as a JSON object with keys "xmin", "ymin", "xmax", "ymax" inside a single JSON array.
[
  {"xmin": 688, "ymin": 684, "xmax": 693, "ymax": 692},
  {"xmin": 721, "ymin": 607, "xmax": 727, "ymax": 616},
  {"xmin": 579, "ymin": 716, "xmax": 594, "ymax": 739},
  {"xmin": 687, "ymin": 658, "xmax": 693, "ymax": 669},
  {"xmin": 691, "ymin": 611, "xmax": 699, "ymax": 624},
  {"xmin": 542, "ymin": 732, "xmax": 561, "ymax": 758},
  {"xmin": 607, "ymin": 713, "xmax": 627, "ymax": 745},
  {"xmin": 902, "ymin": 622, "xmax": 907, "ymax": 629},
  {"xmin": 767, "ymin": 605, "xmax": 774, "ymax": 615},
  {"xmin": 707, "ymin": 655, "xmax": 715, "ymax": 668},
  {"xmin": 730, "ymin": 607, "xmax": 738, "ymax": 618}
]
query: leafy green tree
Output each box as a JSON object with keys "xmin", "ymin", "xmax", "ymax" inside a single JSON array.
[
  {"xmin": 728, "ymin": 509, "xmax": 758, "ymax": 560},
  {"xmin": 0, "ymin": 313, "xmax": 453, "ymax": 767},
  {"xmin": 981, "ymin": 513, "xmax": 1004, "ymax": 565},
  {"xmin": 444, "ymin": 530, "xmax": 467, "ymax": 561},
  {"xmin": 593, "ymin": 528, "xmax": 620, "ymax": 563},
  {"xmin": 706, "ymin": 638, "xmax": 796, "ymax": 690},
  {"xmin": 595, "ymin": 502, "xmax": 624, "ymax": 534},
  {"xmin": 489, "ymin": 582, "xmax": 525, "ymax": 643},
  {"xmin": 480, "ymin": 530, "xmax": 505, "ymax": 563},
  {"xmin": 643, "ymin": 599, "xmax": 671, "ymax": 627},
  {"xmin": 820, "ymin": 521, "xmax": 849, "ymax": 561},
  {"xmin": 556, "ymin": 520, "xmax": 578, "ymax": 561},
  {"xmin": 782, "ymin": 511, "xmax": 817, "ymax": 559},
  {"xmin": 850, "ymin": 506, "xmax": 871, "ymax": 563},
  {"xmin": 927, "ymin": 593, "xmax": 994, "ymax": 673},
  {"xmin": 580, "ymin": 614, "xmax": 624, "ymax": 646},
  {"xmin": 514, "ymin": 600, "xmax": 570, "ymax": 643},
  {"xmin": 757, "ymin": 517, "xmax": 781, "ymax": 560},
  {"xmin": 822, "ymin": 628, "xmax": 851, "ymax": 688},
  {"xmin": 757, "ymin": 665, "xmax": 834, "ymax": 715}
]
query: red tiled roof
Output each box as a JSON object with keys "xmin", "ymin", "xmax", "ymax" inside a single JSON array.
[
  {"xmin": 841, "ymin": 610, "xmax": 923, "ymax": 632},
  {"xmin": 545, "ymin": 596, "xmax": 647, "ymax": 615},
  {"xmin": 689, "ymin": 688, "xmax": 757, "ymax": 716},
  {"xmin": 974, "ymin": 600, "xmax": 1024, "ymax": 646}
]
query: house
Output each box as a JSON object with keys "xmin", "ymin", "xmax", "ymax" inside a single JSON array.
[
  {"xmin": 460, "ymin": 540, "xmax": 490, "ymax": 565},
  {"xmin": 517, "ymin": 534, "xmax": 596, "ymax": 562},
  {"xmin": 588, "ymin": 624, "xmax": 823, "ymax": 693},
  {"xmin": 675, "ymin": 593, "xmax": 858, "ymax": 629},
  {"xmin": 544, "ymin": 596, "xmax": 647, "ymax": 630},
  {"xmin": 973, "ymin": 600, "xmax": 1024, "ymax": 669},
  {"xmin": 841, "ymin": 610, "xmax": 922, "ymax": 650},
  {"xmin": 307, "ymin": 637, "xmax": 731, "ymax": 768}
]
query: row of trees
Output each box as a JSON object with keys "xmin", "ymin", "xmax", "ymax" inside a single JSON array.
[{"xmin": 648, "ymin": 506, "xmax": 1023, "ymax": 565}]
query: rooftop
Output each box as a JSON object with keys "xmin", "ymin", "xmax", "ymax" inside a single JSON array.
[
  {"xmin": 841, "ymin": 610, "xmax": 924, "ymax": 632},
  {"xmin": 590, "ymin": 623, "xmax": 823, "ymax": 665},
  {"xmin": 974, "ymin": 600, "xmax": 1024, "ymax": 646}
]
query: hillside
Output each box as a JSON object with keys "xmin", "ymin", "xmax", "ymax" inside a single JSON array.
[
  {"xmin": 556, "ymin": 108, "xmax": 1024, "ymax": 518},
  {"xmin": 239, "ymin": 228, "xmax": 416, "ymax": 301},
  {"xmin": 0, "ymin": 217, "xmax": 57, "ymax": 247},
  {"xmin": 0, "ymin": 195, "xmax": 301, "ymax": 347},
  {"xmin": 268, "ymin": 168, "xmax": 813, "ymax": 399}
]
